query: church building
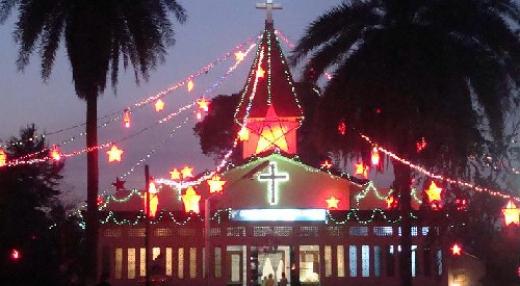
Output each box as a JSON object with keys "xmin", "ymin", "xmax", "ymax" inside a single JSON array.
[{"xmin": 96, "ymin": 4, "xmax": 469, "ymax": 286}]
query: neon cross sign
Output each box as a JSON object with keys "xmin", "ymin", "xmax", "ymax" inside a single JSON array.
[{"xmin": 258, "ymin": 161, "xmax": 289, "ymax": 205}]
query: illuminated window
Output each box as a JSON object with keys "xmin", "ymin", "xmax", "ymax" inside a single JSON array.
[
  {"xmin": 166, "ymin": 248, "xmax": 173, "ymax": 276},
  {"xmin": 325, "ymin": 245, "xmax": 332, "ymax": 277},
  {"xmin": 373, "ymin": 226, "xmax": 393, "ymax": 236},
  {"xmin": 436, "ymin": 249, "xmax": 442, "ymax": 276},
  {"xmin": 349, "ymin": 245, "xmax": 357, "ymax": 277},
  {"xmin": 152, "ymin": 247, "xmax": 160, "ymax": 260},
  {"xmin": 412, "ymin": 245, "xmax": 418, "ymax": 277},
  {"xmin": 349, "ymin": 226, "xmax": 368, "ymax": 236},
  {"xmin": 190, "ymin": 247, "xmax": 197, "ymax": 278},
  {"xmin": 422, "ymin": 227, "xmax": 430, "ymax": 236},
  {"xmin": 386, "ymin": 245, "xmax": 395, "ymax": 277},
  {"xmin": 139, "ymin": 248, "xmax": 146, "ymax": 277},
  {"xmin": 374, "ymin": 246, "xmax": 381, "ymax": 277},
  {"xmin": 178, "ymin": 248, "xmax": 184, "ymax": 279},
  {"xmin": 231, "ymin": 254, "xmax": 241, "ymax": 282},
  {"xmin": 337, "ymin": 245, "xmax": 345, "ymax": 277},
  {"xmin": 361, "ymin": 245, "xmax": 370, "ymax": 277},
  {"xmin": 411, "ymin": 227, "xmax": 418, "ymax": 237},
  {"xmin": 215, "ymin": 247, "xmax": 222, "ymax": 278},
  {"xmin": 115, "ymin": 248, "xmax": 123, "ymax": 279},
  {"xmin": 299, "ymin": 245, "xmax": 320, "ymax": 283},
  {"xmin": 127, "ymin": 248, "xmax": 136, "ymax": 279}
]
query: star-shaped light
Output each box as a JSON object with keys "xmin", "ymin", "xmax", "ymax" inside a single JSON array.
[
  {"xmin": 181, "ymin": 166, "xmax": 194, "ymax": 179},
  {"xmin": 0, "ymin": 148, "xmax": 6, "ymax": 167},
  {"xmin": 238, "ymin": 127, "xmax": 250, "ymax": 141},
  {"xmin": 386, "ymin": 195, "xmax": 398, "ymax": 209},
  {"xmin": 235, "ymin": 51, "xmax": 246, "ymax": 62},
  {"xmin": 50, "ymin": 145, "xmax": 61, "ymax": 161},
  {"xmin": 502, "ymin": 200, "xmax": 520, "ymax": 226},
  {"xmin": 107, "ymin": 145, "xmax": 123, "ymax": 162},
  {"xmin": 425, "ymin": 181, "xmax": 442, "ymax": 203},
  {"xmin": 208, "ymin": 175, "xmax": 226, "ymax": 194},
  {"xmin": 354, "ymin": 162, "xmax": 368, "ymax": 178},
  {"xmin": 155, "ymin": 99, "xmax": 165, "ymax": 112},
  {"xmin": 170, "ymin": 168, "xmax": 181, "ymax": 180},
  {"xmin": 182, "ymin": 187, "xmax": 201, "ymax": 213},
  {"xmin": 112, "ymin": 177, "xmax": 126, "ymax": 191},
  {"xmin": 256, "ymin": 66, "xmax": 265, "ymax": 78},
  {"xmin": 326, "ymin": 196, "xmax": 340, "ymax": 209},
  {"xmin": 320, "ymin": 160, "xmax": 332, "ymax": 170},
  {"xmin": 450, "ymin": 243, "xmax": 462, "ymax": 256},
  {"xmin": 187, "ymin": 80, "xmax": 195, "ymax": 92},
  {"xmin": 197, "ymin": 98, "xmax": 210, "ymax": 112}
]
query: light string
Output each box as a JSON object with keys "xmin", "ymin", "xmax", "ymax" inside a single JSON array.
[{"xmin": 360, "ymin": 134, "xmax": 520, "ymax": 203}]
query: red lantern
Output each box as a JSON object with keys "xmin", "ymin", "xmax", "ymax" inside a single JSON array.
[
  {"xmin": 337, "ymin": 120, "xmax": 347, "ymax": 136},
  {"xmin": 370, "ymin": 146, "xmax": 380, "ymax": 166},
  {"xmin": 123, "ymin": 109, "xmax": 131, "ymax": 128}
]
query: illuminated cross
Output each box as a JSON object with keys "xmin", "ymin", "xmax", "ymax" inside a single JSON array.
[
  {"xmin": 256, "ymin": 0, "xmax": 282, "ymax": 24},
  {"xmin": 258, "ymin": 162, "xmax": 289, "ymax": 205}
]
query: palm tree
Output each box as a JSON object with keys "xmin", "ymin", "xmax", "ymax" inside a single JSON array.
[
  {"xmin": 0, "ymin": 0, "xmax": 186, "ymax": 282},
  {"xmin": 292, "ymin": 1, "xmax": 519, "ymax": 285}
]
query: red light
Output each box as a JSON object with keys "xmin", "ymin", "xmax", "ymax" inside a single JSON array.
[
  {"xmin": 10, "ymin": 249, "xmax": 21, "ymax": 261},
  {"xmin": 450, "ymin": 243, "xmax": 462, "ymax": 256}
]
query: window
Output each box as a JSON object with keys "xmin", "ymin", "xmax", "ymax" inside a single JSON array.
[
  {"xmin": 215, "ymin": 247, "xmax": 222, "ymax": 278},
  {"xmin": 411, "ymin": 245, "xmax": 417, "ymax": 277},
  {"xmin": 349, "ymin": 245, "xmax": 357, "ymax": 277},
  {"xmin": 436, "ymin": 249, "xmax": 442, "ymax": 276},
  {"xmin": 361, "ymin": 245, "xmax": 370, "ymax": 277},
  {"xmin": 386, "ymin": 245, "xmax": 395, "ymax": 277},
  {"xmin": 349, "ymin": 226, "xmax": 368, "ymax": 236},
  {"xmin": 140, "ymin": 248, "xmax": 146, "ymax": 277},
  {"xmin": 152, "ymin": 247, "xmax": 160, "ymax": 260},
  {"xmin": 337, "ymin": 246, "xmax": 345, "ymax": 277},
  {"xmin": 373, "ymin": 226, "xmax": 393, "ymax": 236},
  {"xmin": 128, "ymin": 248, "xmax": 136, "ymax": 279},
  {"xmin": 231, "ymin": 254, "xmax": 241, "ymax": 282},
  {"xmin": 324, "ymin": 246, "xmax": 332, "ymax": 277},
  {"xmin": 178, "ymin": 248, "xmax": 184, "ymax": 279},
  {"xmin": 411, "ymin": 227, "xmax": 418, "ymax": 237},
  {"xmin": 374, "ymin": 246, "xmax": 381, "ymax": 277},
  {"xmin": 115, "ymin": 248, "xmax": 123, "ymax": 279},
  {"xmin": 166, "ymin": 248, "xmax": 173, "ymax": 276},
  {"xmin": 189, "ymin": 247, "xmax": 197, "ymax": 278},
  {"xmin": 299, "ymin": 245, "xmax": 320, "ymax": 283},
  {"xmin": 422, "ymin": 226, "xmax": 430, "ymax": 236}
]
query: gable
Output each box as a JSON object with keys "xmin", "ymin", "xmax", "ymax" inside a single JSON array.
[{"xmin": 205, "ymin": 154, "xmax": 356, "ymax": 210}]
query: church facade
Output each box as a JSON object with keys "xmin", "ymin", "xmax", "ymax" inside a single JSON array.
[{"xmin": 96, "ymin": 13, "xmax": 471, "ymax": 286}]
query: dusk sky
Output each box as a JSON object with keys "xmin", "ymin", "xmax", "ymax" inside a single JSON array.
[{"xmin": 0, "ymin": 0, "xmax": 341, "ymax": 203}]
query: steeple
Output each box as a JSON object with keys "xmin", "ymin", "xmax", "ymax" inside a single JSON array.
[{"xmin": 235, "ymin": 2, "xmax": 304, "ymax": 159}]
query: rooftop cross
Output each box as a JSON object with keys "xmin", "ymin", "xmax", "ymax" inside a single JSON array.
[
  {"xmin": 258, "ymin": 162, "xmax": 289, "ymax": 205},
  {"xmin": 256, "ymin": 0, "xmax": 282, "ymax": 24}
]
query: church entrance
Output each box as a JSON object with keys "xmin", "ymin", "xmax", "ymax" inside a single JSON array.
[{"xmin": 252, "ymin": 245, "xmax": 291, "ymax": 285}]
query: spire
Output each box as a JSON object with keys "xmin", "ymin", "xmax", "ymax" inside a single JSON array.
[{"xmin": 234, "ymin": 18, "xmax": 303, "ymax": 123}]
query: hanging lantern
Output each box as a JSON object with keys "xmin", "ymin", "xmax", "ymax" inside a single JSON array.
[
  {"xmin": 182, "ymin": 187, "xmax": 201, "ymax": 213},
  {"xmin": 107, "ymin": 145, "xmax": 124, "ymax": 162},
  {"xmin": 50, "ymin": 145, "xmax": 61, "ymax": 161},
  {"xmin": 238, "ymin": 127, "xmax": 250, "ymax": 141},
  {"xmin": 416, "ymin": 137, "xmax": 427, "ymax": 153},
  {"xmin": 208, "ymin": 175, "xmax": 226, "ymax": 194},
  {"xmin": 123, "ymin": 109, "xmax": 131, "ymax": 128},
  {"xmin": 0, "ymin": 148, "xmax": 7, "ymax": 167},
  {"xmin": 337, "ymin": 120, "xmax": 347, "ymax": 136},
  {"xmin": 155, "ymin": 99, "xmax": 165, "ymax": 112},
  {"xmin": 371, "ymin": 146, "xmax": 380, "ymax": 166},
  {"xmin": 502, "ymin": 200, "xmax": 520, "ymax": 226},
  {"xmin": 196, "ymin": 98, "xmax": 210, "ymax": 112},
  {"xmin": 187, "ymin": 80, "xmax": 195, "ymax": 92}
]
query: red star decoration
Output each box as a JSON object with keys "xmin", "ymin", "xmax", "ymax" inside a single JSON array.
[
  {"xmin": 320, "ymin": 160, "xmax": 332, "ymax": 170},
  {"xmin": 256, "ymin": 66, "xmax": 265, "ymax": 78},
  {"xmin": 170, "ymin": 168, "xmax": 181, "ymax": 180},
  {"xmin": 450, "ymin": 243, "xmax": 462, "ymax": 256},
  {"xmin": 112, "ymin": 178, "xmax": 126, "ymax": 191}
]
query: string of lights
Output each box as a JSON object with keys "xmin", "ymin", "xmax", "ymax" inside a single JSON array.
[{"xmin": 360, "ymin": 134, "xmax": 520, "ymax": 203}]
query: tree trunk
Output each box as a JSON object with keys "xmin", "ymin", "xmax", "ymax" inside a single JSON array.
[
  {"xmin": 395, "ymin": 161, "xmax": 412, "ymax": 286},
  {"xmin": 86, "ymin": 95, "xmax": 99, "ymax": 284}
]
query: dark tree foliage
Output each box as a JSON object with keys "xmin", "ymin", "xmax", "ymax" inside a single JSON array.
[
  {"xmin": 0, "ymin": 1, "xmax": 186, "ymax": 280},
  {"xmin": 194, "ymin": 82, "xmax": 322, "ymax": 165},
  {"xmin": 292, "ymin": 1, "xmax": 519, "ymax": 285},
  {"xmin": 0, "ymin": 125, "xmax": 72, "ymax": 285}
]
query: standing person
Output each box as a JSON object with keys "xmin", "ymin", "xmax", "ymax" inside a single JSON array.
[
  {"xmin": 266, "ymin": 274, "xmax": 276, "ymax": 286},
  {"xmin": 279, "ymin": 272, "xmax": 288, "ymax": 286}
]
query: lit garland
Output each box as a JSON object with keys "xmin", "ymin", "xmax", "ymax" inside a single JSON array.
[
  {"xmin": 326, "ymin": 208, "xmax": 418, "ymax": 225},
  {"xmin": 360, "ymin": 134, "xmax": 520, "ymax": 203}
]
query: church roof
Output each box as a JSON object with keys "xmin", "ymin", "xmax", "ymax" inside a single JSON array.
[{"xmin": 234, "ymin": 22, "xmax": 304, "ymax": 123}]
